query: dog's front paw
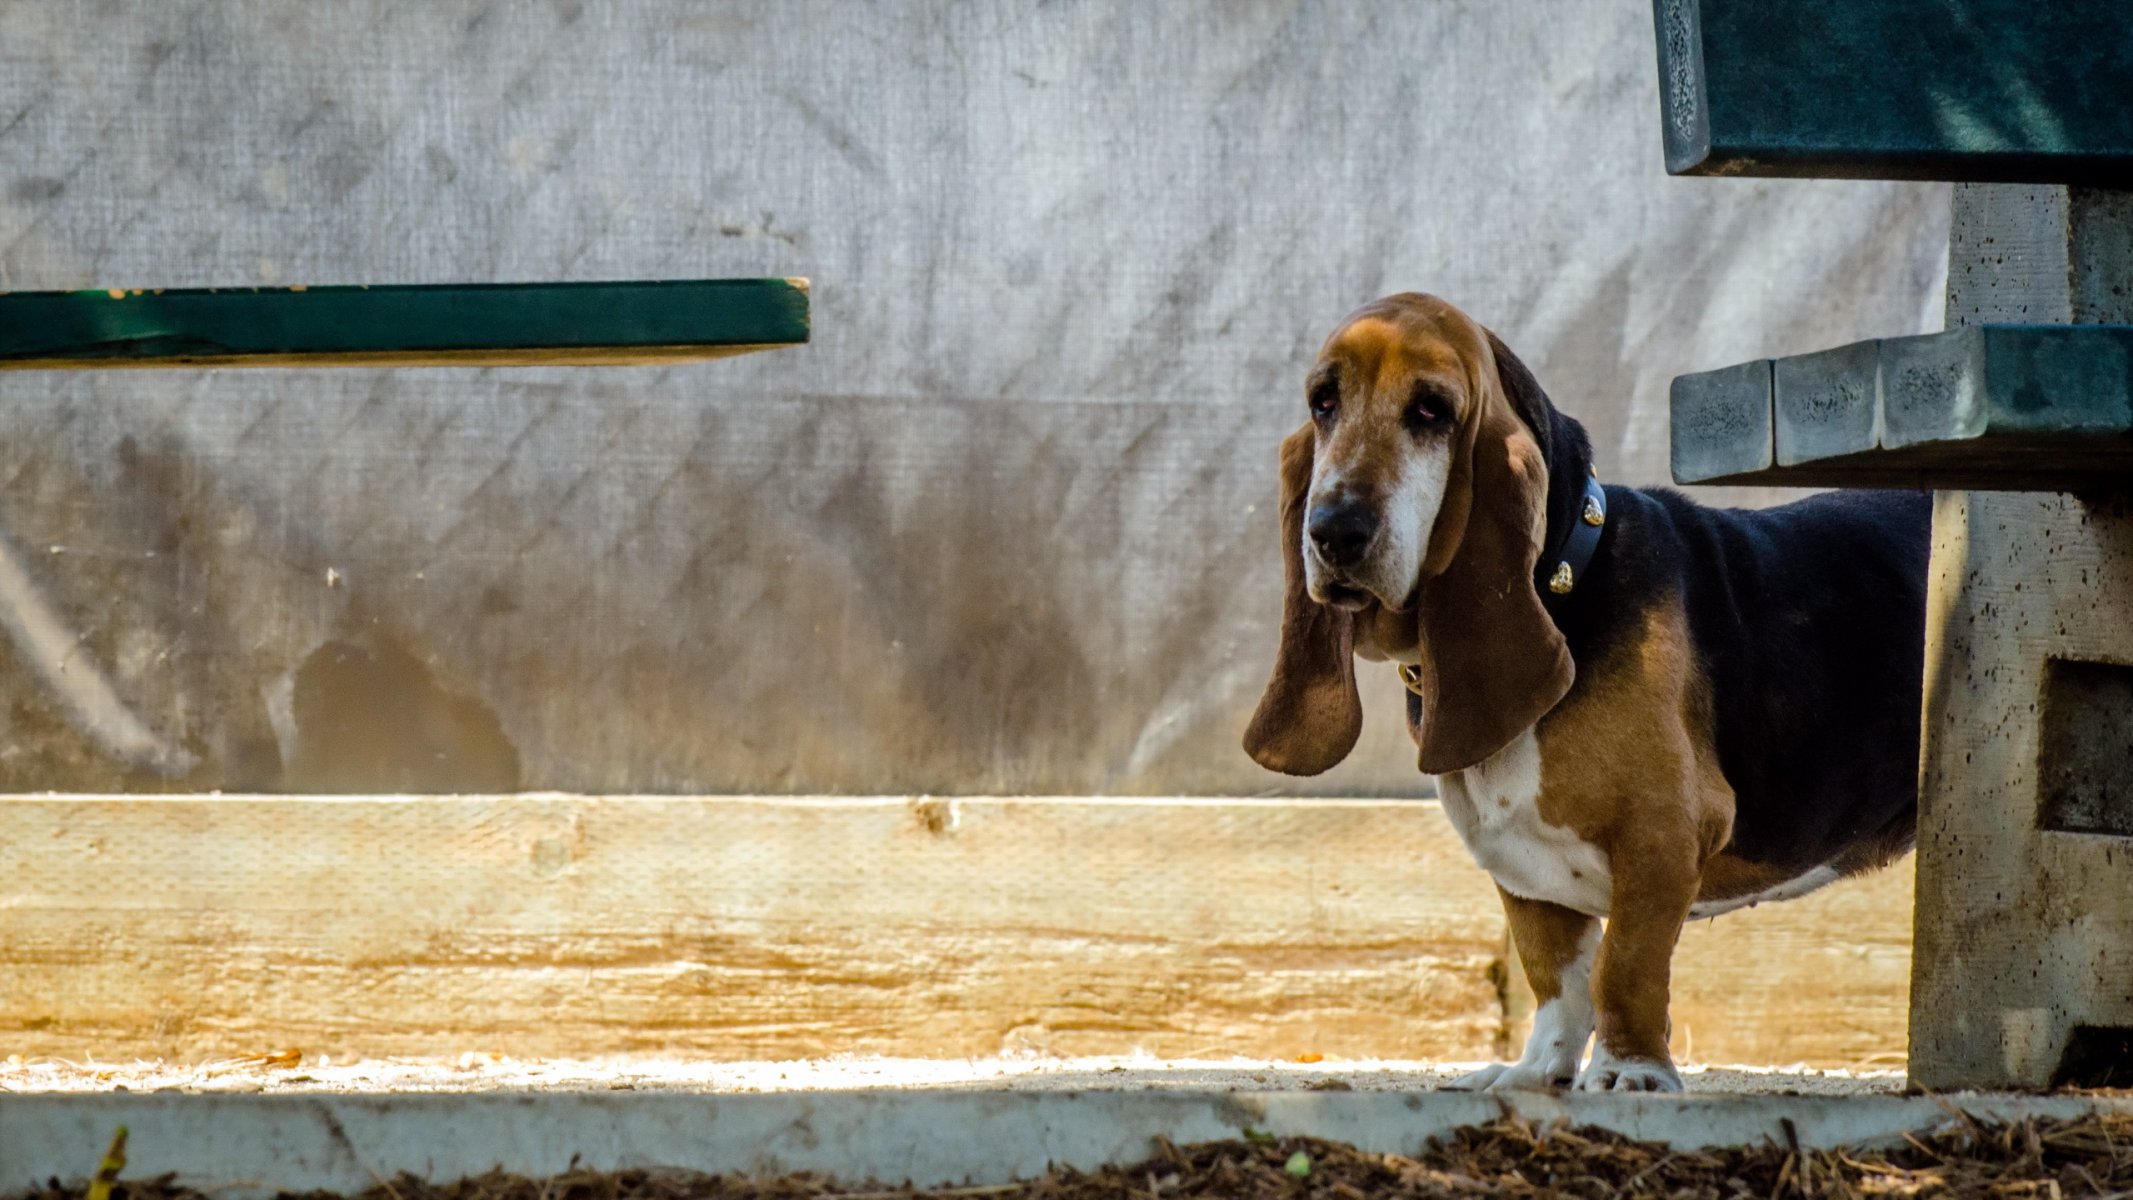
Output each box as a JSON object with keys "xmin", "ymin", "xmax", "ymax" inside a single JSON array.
[
  {"xmin": 1447, "ymin": 1060, "xmax": 1577, "ymax": 1092},
  {"xmin": 1575, "ymin": 1046, "xmax": 1682, "ymax": 1093}
]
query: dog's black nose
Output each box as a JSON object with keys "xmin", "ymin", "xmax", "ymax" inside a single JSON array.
[{"xmin": 1308, "ymin": 503, "xmax": 1377, "ymax": 566}]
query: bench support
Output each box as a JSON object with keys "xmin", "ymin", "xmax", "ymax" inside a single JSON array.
[{"xmin": 1907, "ymin": 185, "xmax": 2133, "ymax": 1090}]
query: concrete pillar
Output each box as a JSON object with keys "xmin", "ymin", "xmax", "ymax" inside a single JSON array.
[{"xmin": 1907, "ymin": 186, "xmax": 2133, "ymax": 1089}]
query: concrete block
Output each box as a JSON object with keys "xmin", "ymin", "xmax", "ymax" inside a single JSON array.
[
  {"xmin": 1877, "ymin": 327, "xmax": 1982, "ymax": 447},
  {"xmin": 1908, "ymin": 182, "xmax": 2133, "ymax": 1092},
  {"xmin": 1883, "ymin": 326, "xmax": 2133, "ymax": 448},
  {"xmin": 1909, "ymin": 490, "xmax": 2133, "ymax": 1090}
]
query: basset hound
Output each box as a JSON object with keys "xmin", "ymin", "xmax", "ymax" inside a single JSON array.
[{"xmin": 1245, "ymin": 293, "xmax": 1931, "ymax": 1092}]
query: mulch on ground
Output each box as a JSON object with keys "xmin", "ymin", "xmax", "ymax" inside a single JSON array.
[{"xmin": 19, "ymin": 1111, "xmax": 2133, "ymax": 1200}]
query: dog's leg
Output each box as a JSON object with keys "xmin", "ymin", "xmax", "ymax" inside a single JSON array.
[
  {"xmin": 1577, "ymin": 832, "xmax": 1696, "ymax": 1092},
  {"xmin": 1449, "ymin": 888, "xmax": 1600, "ymax": 1090}
]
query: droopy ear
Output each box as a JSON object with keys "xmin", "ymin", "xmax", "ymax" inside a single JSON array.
[
  {"xmin": 1243, "ymin": 424, "xmax": 1362, "ymax": 775},
  {"xmin": 1404, "ymin": 348, "xmax": 1573, "ymax": 775}
]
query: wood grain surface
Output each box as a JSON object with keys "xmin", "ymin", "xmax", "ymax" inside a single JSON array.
[{"xmin": 0, "ymin": 795, "xmax": 1910, "ymax": 1067}]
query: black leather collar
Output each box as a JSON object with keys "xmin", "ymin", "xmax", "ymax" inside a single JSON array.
[
  {"xmin": 1537, "ymin": 472, "xmax": 1606, "ymax": 609},
  {"xmin": 1397, "ymin": 471, "xmax": 1605, "ymax": 700}
]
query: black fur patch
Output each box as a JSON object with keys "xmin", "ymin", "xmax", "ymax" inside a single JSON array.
[
  {"xmin": 1568, "ymin": 485, "xmax": 1931, "ymax": 872},
  {"xmin": 1489, "ymin": 334, "xmax": 1932, "ymax": 873}
]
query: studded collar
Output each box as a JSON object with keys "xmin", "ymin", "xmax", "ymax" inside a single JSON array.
[{"xmin": 1538, "ymin": 471, "xmax": 1607, "ymax": 610}]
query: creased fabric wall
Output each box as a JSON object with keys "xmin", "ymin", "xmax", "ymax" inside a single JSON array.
[{"xmin": 0, "ymin": 0, "xmax": 1945, "ymax": 796}]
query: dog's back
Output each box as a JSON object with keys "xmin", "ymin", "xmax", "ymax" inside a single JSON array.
[{"xmin": 1577, "ymin": 487, "xmax": 1933, "ymax": 876}]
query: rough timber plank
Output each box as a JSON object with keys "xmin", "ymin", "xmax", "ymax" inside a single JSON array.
[
  {"xmin": 1652, "ymin": 0, "xmax": 2133, "ymax": 183},
  {"xmin": 1673, "ymin": 861, "xmax": 1913, "ymax": 1071},
  {"xmin": 0, "ymin": 795, "xmax": 1914, "ymax": 1069},
  {"xmin": 1500, "ymin": 860, "xmax": 1915, "ymax": 1072},
  {"xmin": 0, "ymin": 796, "xmax": 1506, "ymax": 1062},
  {"xmin": 0, "ymin": 279, "xmax": 809, "ymax": 369}
]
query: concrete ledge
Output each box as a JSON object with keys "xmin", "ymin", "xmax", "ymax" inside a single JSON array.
[{"xmin": 6, "ymin": 1086, "xmax": 2130, "ymax": 1198}]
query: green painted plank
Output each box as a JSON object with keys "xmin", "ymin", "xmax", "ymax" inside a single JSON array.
[
  {"xmin": 1668, "ymin": 359, "xmax": 1773, "ymax": 483},
  {"xmin": 1671, "ymin": 325, "xmax": 2133, "ymax": 491},
  {"xmin": 1654, "ymin": 0, "xmax": 2133, "ymax": 183},
  {"xmin": 0, "ymin": 278, "xmax": 809, "ymax": 369},
  {"xmin": 1884, "ymin": 326, "xmax": 2133, "ymax": 447},
  {"xmin": 1773, "ymin": 338, "xmax": 1879, "ymax": 467}
]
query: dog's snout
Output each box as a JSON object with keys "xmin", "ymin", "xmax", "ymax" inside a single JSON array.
[{"xmin": 1308, "ymin": 502, "xmax": 1378, "ymax": 567}]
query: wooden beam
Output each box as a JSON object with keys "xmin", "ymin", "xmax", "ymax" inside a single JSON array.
[
  {"xmin": 0, "ymin": 279, "xmax": 809, "ymax": 369},
  {"xmin": 1653, "ymin": 0, "xmax": 2133, "ymax": 184},
  {"xmin": 1674, "ymin": 860, "xmax": 1913, "ymax": 1072},
  {"xmin": 0, "ymin": 795, "xmax": 1912, "ymax": 1069},
  {"xmin": 0, "ymin": 796, "xmax": 1507, "ymax": 1062},
  {"xmin": 1669, "ymin": 325, "xmax": 2133, "ymax": 490}
]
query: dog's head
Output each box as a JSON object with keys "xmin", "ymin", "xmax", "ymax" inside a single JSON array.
[{"xmin": 1242, "ymin": 293, "xmax": 1580, "ymax": 777}]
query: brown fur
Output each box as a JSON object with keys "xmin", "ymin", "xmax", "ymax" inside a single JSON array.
[
  {"xmin": 1501, "ymin": 888, "xmax": 1599, "ymax": 1006},
  {"xmin": 1248, "ymin": 293, "xmax": 1877, "ymax": 1086},
  {"xmin": 1241, "ymin": 427, "xmax": 1362, "ymax": 775},
  {"xmin": 1525, "ymin": 603, "xmax": 1736, "ymax": 1064},
  {"xmin": 1244, "ymin": 295, "xmax": 1572, "ymax": 777}
]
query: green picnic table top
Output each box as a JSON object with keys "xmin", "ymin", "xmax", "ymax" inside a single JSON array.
[
  {"xmin": 1653, "ymin": 0, "xmax": 2133, "ymax": 184},
  {"xmin": 0, "ymin": 278, "xmax": 809, "ymax": 369}
]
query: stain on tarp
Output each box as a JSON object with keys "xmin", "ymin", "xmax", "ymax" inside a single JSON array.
[{"xmin": 283, "ymin": 637, "xmax": 520, "ymax": 793}]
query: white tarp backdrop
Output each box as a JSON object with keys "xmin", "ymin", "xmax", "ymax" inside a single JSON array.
[{"xmin": 0, "ymin": 1, "xmax": 1945, "ymax": 795}]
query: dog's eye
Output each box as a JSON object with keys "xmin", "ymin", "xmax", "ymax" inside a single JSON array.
[
  {"xmin": 1308, "ymin": 382, "xmax": 1340, "ymax": 421},
  {"xmin": 1406, "ymin": 385, "xmax": 1453, "ymax": 432}
]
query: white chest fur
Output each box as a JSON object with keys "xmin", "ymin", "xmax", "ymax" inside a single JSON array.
[{"xmin": 1435, "ymin": 729, "xmax": 1614, "ymax": 917}]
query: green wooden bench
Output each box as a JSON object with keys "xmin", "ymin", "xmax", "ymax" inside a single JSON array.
[
  {"xmin": 1654, "ymin": 1, "xmax": 2133, "ymax": 1091},
  {"xmin": 0, "ymin": 278, "xmax": 809, "ymax": 369},
  {"xmin": 1671, "ymin": 325, "xmax": 2133, "ymax": 492},
  {"xmin": 1654, "ymin": 0, "xmax": 2133, "ymax": 183}
]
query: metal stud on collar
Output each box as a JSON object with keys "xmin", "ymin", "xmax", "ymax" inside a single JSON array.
[
  {"xmin": 1582, "ymin": 496, "xmax": 1605, "ymax": 527},
  {"xmin": 1548, "ymin": 562, "xmax": 1575, "ymax": 594}
]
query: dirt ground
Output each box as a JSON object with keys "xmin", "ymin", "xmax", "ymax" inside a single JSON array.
[
  {"xmin": 18, "ymin": 1110, "xmax": 2133, "ymax": 1200},
  {"xmin": 0, "ymin": 1053, "xmax": 1904, "ymax": 1097}
]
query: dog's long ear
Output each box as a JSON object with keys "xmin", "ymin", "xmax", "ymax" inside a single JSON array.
[
  {"xmin": 1244, "ymin": 424, "xmax": 1362, "ymax": 775},
  {"xmin": 1404, "ymin": 337, "xmax": 1573, "ymax": 775}
]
